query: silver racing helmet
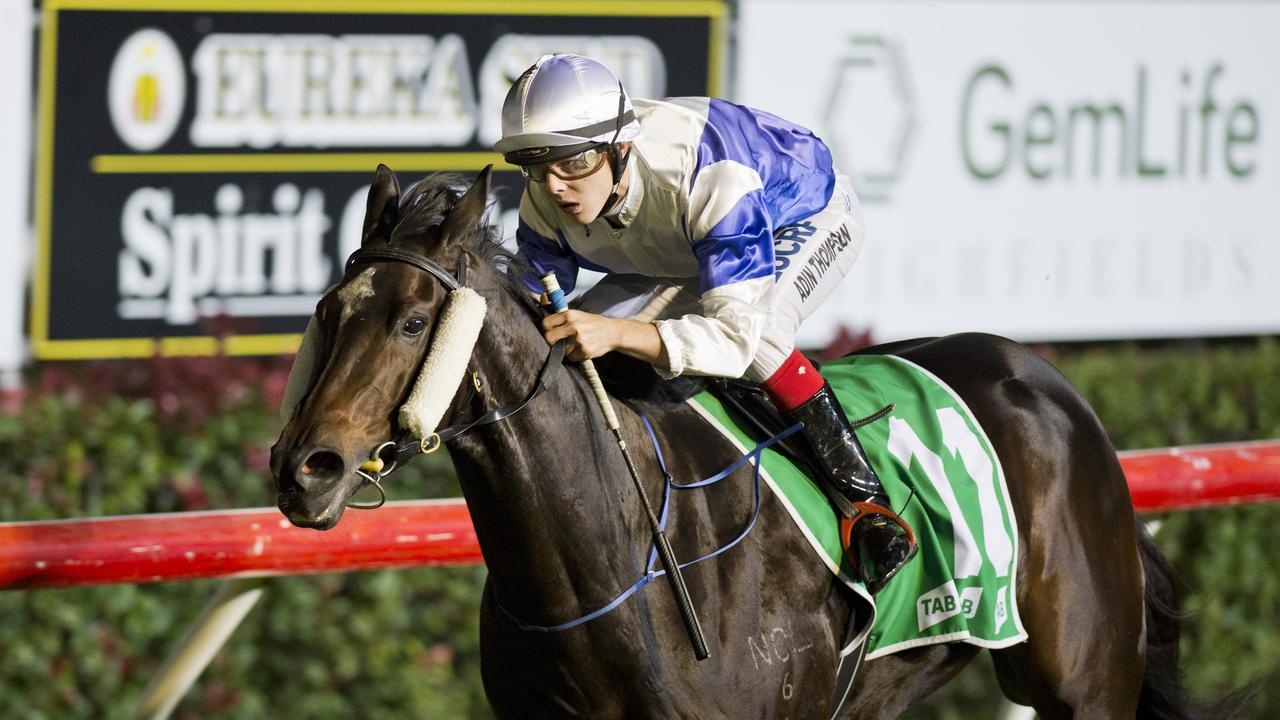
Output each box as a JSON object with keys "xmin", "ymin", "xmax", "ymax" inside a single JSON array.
[{"xmin": 494, "ymin": 54, "xmax": 640, "ymax": 167}]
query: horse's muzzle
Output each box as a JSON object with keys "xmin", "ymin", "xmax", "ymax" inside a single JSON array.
[
  {"xmin": 272, "ymin": 443, "xmax": 361, "ymax": 529},
  {"xmin": 278, "ymin": 492, "xmax": 344, "ymax": 530}
]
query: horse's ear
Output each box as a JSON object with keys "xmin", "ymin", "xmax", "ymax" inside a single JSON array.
[
  {"xmin": 362, "ymin": 164, "xmax": 401, "ymax": 245},
  {"xmin": 441, "ymin": 165, "xmax": 492, "ymax": 246}
]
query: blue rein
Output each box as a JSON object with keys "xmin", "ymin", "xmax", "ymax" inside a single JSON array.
[{"xmin": 498, "ymin": 417, "xmax": 803, "ymax": 633}]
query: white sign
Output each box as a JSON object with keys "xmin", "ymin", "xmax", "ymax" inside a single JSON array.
[
  {"xmin": 739, "ymin": 0, "xmax": 1280, "ymax": 343},
  {"xmin": 0, "ymin": 0, "xmax": 32, "ymax": 386}
]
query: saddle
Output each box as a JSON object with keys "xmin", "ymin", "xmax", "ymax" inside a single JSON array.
[
  {"xmin": 706, "ymin": 377, "xmax": 894, "ymax": 510},
  {"xmin": 706, "ymin": 378, "xmax": 822, "ymax": 480}
]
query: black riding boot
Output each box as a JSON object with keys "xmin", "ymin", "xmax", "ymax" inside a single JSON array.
[{"xmin": 786, "ymin": 382, "xmax": 917, "ymax": 594}]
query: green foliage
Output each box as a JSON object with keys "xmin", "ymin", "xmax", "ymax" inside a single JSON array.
[
  {"xmin": 3, "ymin": 341, "xmax": 1278, "ymax": 718},
  {"xmin": 0, "ymin": 357, "xmax": 488, "ymax": 719}
]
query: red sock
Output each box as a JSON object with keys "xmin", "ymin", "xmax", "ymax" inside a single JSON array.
[{"xmin": 760, "ymin": 349, "xmax": 825, "ymax": 412}]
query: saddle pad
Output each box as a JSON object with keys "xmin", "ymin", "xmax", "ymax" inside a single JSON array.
[{"xmin": 687, "ymin": 354, "xmax": 1028, "ymax": 659}]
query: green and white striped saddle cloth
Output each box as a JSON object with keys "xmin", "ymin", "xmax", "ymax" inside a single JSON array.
[{"xmin": 688, "ymin": 354, "xmax": 1028, "ymax": 659}]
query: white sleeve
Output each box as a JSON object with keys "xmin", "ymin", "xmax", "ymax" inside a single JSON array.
[{"xmin": 653, "ymin": 276, "xmax": 772, "ymax": 379}]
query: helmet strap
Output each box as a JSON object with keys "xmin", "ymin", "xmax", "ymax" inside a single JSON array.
[
  {"xmin": 596, "ymin": 82, "xmax": 630, "ymax": 220},
  {"xmin": 596, "ymin": 144, "xmax": 630, "ymax": 220}
]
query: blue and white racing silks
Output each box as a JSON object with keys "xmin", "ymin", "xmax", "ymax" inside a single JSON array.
[{"xmin": 516, "ymin": 97, "xmax": 836, "ymax": 379}]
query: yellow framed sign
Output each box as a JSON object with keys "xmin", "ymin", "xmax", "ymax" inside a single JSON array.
[{"xmin": 33, "ymin": 0, "xmax": 726, "ymax": 359}]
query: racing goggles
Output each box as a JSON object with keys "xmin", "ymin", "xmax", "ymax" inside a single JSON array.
[{"xmin": 521, "ymin": 145, "xmax": 609, "ymax": 183}]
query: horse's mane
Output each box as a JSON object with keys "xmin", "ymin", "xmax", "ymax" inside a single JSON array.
[{"xmin": 395, "ymin": 172, "xmax": 706, "ymax": 412}]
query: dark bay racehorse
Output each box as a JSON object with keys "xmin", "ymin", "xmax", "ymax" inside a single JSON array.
[{"xmin": 271, "ymin": 166, "xmax": 1235, "ymax": 718}]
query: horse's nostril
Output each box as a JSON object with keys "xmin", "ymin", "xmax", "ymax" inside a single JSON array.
[{"xmin": 300, "ymin": 450, "xmax": 345, "ymax": 486}]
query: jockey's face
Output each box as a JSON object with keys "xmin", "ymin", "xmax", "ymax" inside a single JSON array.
[{"xmin": 537, "ymin": 143, "xmax": 630, "ymax": 225}]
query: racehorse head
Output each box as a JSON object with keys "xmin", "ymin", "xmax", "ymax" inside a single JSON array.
[{"xmin": 270, "ymin": 164, "xmax": 491, "ymax": 529}]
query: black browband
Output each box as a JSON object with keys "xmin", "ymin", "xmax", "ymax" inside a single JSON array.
[{"xmin": 348, "ymin": 246, "xmax": 465, "ymax": 290}]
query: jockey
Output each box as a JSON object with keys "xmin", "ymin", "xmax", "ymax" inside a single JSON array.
[{"xmin": 494, "ymin": 54, "xmax": 915, "ymax": 593}]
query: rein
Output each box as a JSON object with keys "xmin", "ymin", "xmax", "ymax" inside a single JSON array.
[
  {"xmin": 495, "ymin": 418, "xmax": 804, "ymax": 633},
  {"xmin": 342, "ymin": 246, "xmax": 566, "ymax": 509}
]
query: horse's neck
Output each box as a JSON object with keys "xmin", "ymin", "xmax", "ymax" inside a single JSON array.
[{"xmin": 447, "ymin": 282, "xmax": 652, "ymax": 616}]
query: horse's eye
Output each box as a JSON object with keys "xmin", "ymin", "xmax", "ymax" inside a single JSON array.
[{"xmin": 402, "ymin": 317, "xmax": 427, "ymax": 336}]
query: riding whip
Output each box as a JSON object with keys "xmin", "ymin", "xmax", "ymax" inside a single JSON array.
[{"xmin": 539, "ymin": 271, "xmax": 711, "ymax": 661}]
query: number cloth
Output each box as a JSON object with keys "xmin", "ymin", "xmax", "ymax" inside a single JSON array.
[{"xmin": 689, "ymin": 354, "xmax": 1029, "ymax": 658}]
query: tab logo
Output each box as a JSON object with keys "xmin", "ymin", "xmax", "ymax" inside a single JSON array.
[
  {"xmin": 108, "ymin": 28, "xmax": 187, "ymax": 151},
  {"xmin": 916, "ymin": 582, "xmax": 984, "ymax": 630},
  {"xmin": 917, "ymin": 581, "xmax": 960, "ymax": 630}
]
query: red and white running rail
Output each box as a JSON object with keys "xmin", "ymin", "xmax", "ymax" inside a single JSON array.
[
  {"xmin": 1118, "ymin": 440, "xmax": 1280, "ymax": 511},
  {"xmin": 3, "ymin": 440, "xmax": 1278, "ymax": 591},
  {"xmin": 0, "ymin": 499, "xmax": 479, "ymax": 590}
]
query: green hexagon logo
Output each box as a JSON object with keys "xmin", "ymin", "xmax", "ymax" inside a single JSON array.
[{"xmin": 822, "ymin": 36, "xmax": 916, "ymax": 203}]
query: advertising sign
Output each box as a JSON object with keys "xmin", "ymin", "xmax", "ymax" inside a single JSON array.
[
  {"xmin": 739, "ymin": 0, "xmax": 1280, "ymax": 344},
  {"xmin": 33, "ymin": 0, "xmax": 725, "ymax": 359}
]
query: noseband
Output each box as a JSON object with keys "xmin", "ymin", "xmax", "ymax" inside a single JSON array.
[{"xmin": 340, "ymin": 246, "xmax": 566, "ymax": 509}]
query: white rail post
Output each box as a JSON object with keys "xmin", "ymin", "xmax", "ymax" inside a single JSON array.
[
  {"xmin": 0, "ymin": 0, "xmax": 33, "ymax": 391},
  {"xmin": 131, "ymin": 577, "xmax": 267, "ymax": 720}
]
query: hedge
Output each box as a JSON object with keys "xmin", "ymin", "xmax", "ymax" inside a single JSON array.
[{"xmin": 1, "ymin": 340, "xmax": 1277, "ymax": 718}]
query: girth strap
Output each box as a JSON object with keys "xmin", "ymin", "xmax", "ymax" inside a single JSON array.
[{"xmin": 828, "ymin": 633, "xmax": 869, "ymax": 720}]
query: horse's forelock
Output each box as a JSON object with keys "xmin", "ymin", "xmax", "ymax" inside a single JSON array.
[
  {"xmin": 381, "ymin": 172, "xmax": 538, "ymax": 318},
  {"xmin": 390, "ymin": 174, "xmax": 466, "ymax": 246}
]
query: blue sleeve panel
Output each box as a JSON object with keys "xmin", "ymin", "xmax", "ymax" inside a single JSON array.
[
  {"xmin": 690, "ymin": 98, "xmax": 836, "ymax": 291},
  {"xmin": 516, "ymin": 217, "xmax": 579, "ymax": 294},
  {"xmin": 515, "ymin": 217, "xmax": 614, "ymax": 294},
  {"xmin": 691, "ymin": 189, "xmax": 775, "ymax": 291}
]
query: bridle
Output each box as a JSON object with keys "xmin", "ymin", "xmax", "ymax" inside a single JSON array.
[{"xmin": 340, "ymin": 246, "xmax": 566, "ymax": 509}]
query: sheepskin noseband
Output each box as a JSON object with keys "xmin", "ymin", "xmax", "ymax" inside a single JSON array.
[
  {"xmin": 279, "ymin": 286, "xmax": 487, "ymax": 437},
  {"xmin": 398, "ymin": 286, "xmax": 486, "ymax": 437}
]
